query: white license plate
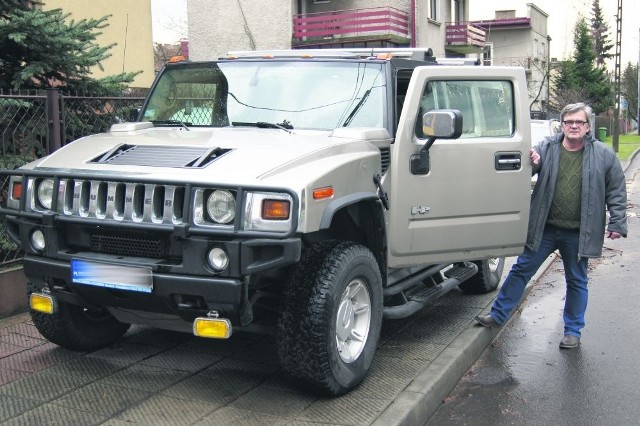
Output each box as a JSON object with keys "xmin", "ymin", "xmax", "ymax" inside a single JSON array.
[{"xmin": 71, "ymin": 259, "xmax": 153, "ymax": 293}]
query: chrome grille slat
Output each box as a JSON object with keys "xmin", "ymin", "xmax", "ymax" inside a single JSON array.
[{"xmin": 52, "ymin": 179, "xmax": 186, "ymax": 225}]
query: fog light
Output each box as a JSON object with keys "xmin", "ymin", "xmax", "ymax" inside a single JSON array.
[
  {"xmin": 193, "ymin": 317, "xmax": 232, "ymax": 339},
  {"xmin": 30, "ymin": 229, "xmax": 45, "ymax": 251},
  {"xmin": 30, "ymin": 293, "xmax": 56, "ymax": 314},
  {"xmin": 207, "ymin": 247, "xmax": 229, "ymax": 271}
]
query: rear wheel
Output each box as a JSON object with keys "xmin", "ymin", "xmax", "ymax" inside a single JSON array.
[
  {"xmin": 277, "ymin": 241, "xmax": 383, "ymax": 396},
  {"xmin": 458, "ymin": 257, "xmax": 505, "ymax": 294},
  {"xmin": 28, "ymin": 282, "xmax": 130, "ymax": 351}
]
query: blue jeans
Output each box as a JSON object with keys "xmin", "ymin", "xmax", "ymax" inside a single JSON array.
[{"xmin": 490, "ymin": 226, "xmax": 589, "ymax": 337}]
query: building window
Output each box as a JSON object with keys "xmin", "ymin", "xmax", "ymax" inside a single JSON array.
[
  {"xmin": 483, "ymin": 43, "xmax": 493, "ymax": 66},
  {"xmin": 429, "ymin": 0, "xmax": 439, "ymax": 21}
]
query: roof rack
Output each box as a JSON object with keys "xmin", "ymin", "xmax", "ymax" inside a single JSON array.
[{"xmin": 224, "ymin": 48, "xmax": 435, "ymax": 61}]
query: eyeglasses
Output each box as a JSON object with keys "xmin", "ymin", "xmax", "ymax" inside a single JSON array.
[{"xmin": 562, "ymin": 120, "xmax": 588, "ymax": 127}]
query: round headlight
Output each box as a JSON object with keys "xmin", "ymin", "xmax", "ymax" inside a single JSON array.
[
  {"xmin": 31, "ymin": 229, "xmax": 46, "ymax": 251},
  {"xmin": 37, "ymin": 179, "xmax": 55, "ymax": 210},
  {"xmin": 206, "ymin": 190, "xmax": 235, "ymax": 224},
  {"xmin": 207, "ymin": 247, "xmax": 229, "ymax": 271}
]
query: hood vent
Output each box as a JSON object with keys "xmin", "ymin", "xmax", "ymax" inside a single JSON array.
[{"xmin": 91, "ymin": 145, "xmax": 231, "ymax": 168}]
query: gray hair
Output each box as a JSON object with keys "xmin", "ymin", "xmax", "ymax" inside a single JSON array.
[{"xmin": 561, "ymin": 102, "xmax": 593, "ymax": 126}]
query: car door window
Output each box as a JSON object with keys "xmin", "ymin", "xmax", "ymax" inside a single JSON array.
[{"xmin": 416, "ymin": 80, "xmax": 514, "ymax": 138}]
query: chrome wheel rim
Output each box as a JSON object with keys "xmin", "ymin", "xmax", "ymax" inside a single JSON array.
[{"xmin": 335, "ymin": 279, "xmax": 371, "ymax": 363}]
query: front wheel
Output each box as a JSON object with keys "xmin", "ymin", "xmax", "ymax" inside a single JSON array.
[
  {"xmin": 277, "ymin": 241, "xmax": 383, "ymax": 396},
  {"xmin": 458, "ymin": 257, "xmax": 505, "ymax": 294}
]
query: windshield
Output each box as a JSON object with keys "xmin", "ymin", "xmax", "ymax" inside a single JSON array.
[{"xmin": 141, "ymin": 61, "xmax": 386, "ymax": 130}]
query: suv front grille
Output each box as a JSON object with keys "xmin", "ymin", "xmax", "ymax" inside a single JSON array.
[
  {"xmin": 51, "ymin": 179, "xmax": 186, "ymax": 225},
  {"xmin": 89, "ymin": 232, "xmax": 167, "ymax": 258}
]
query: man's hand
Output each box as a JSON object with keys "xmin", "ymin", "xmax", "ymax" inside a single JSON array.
[
  {"xmin": 607, "ymin": 231, "xmax": 622, "ymax": 239},
  {"xmin": 529, "ymin": 148, "xmax": 540, "ymax": 166}
]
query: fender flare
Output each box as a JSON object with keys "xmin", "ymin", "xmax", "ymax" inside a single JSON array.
[{"xmin": 319, "ymin": 191, "xmax": 379, "ymax": 230}]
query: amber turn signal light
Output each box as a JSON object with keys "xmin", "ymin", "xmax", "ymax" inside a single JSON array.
[
  {"xmin": 262, "ymin": 199, "xmax": 290, "ymax": 220},
  {"xmin": 11, "ymin": 182, "xmax": 22, "ymax": 200}
]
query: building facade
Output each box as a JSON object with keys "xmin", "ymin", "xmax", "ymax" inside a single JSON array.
[
  {"xmin": 43, "ymin": 0, "xmax": 155, "ymax": 88},
  {"xmin": 187, "ymin": 0, "xmax": 481, "ymax": 61},
  {"xmin": 472, "ymin": 4, "xmax": 550, "ymax": 113}
]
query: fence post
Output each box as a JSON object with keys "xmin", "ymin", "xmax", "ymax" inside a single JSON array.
[{"xmin": 45, "ymin": 88, "xmax": 63, "ymax": 154}]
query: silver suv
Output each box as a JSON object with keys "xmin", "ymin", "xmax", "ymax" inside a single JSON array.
[{"xmin": 1, "ymin": 49, "xmax": 532, "ymax": 395}]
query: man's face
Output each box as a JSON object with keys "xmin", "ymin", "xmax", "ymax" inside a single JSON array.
[{"xmin": 561, "ymin": 111, "xmax": 590, "ymax": 141}]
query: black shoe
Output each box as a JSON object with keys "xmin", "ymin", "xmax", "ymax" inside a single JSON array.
[
  {"xmin": 559, "ymin": 335, "xmax": 580, "ymax": 349},
  {"xmin": 475, "ymin": 315, "xmax": 498, "ymax": 328}
]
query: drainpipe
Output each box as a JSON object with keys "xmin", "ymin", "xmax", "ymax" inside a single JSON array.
[{"xmin": 410, "ymin": 0, "xmax": 416, "ymax": 47}]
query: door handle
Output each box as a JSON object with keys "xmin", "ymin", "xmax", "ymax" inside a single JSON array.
[{"xmin": 495, "ymin": 152, "xmax": 522, "ymax": 170}]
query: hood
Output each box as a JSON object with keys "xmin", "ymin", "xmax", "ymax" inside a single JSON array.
[{"xmin": 30, "ymin": 125, "xmax": 383, "ymax": 185}]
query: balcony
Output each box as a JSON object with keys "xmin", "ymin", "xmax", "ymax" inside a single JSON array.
[
  {"xmin": 292, "ymin": 7, "xmax": 410, "ymax": 48},
  {"xmin": 445, "ymin": 22, "xmax": 486, "ymax": 54}
]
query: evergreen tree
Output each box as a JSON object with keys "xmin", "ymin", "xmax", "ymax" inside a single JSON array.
[
  {"xmin": 551, "ymin": 18, "xmax": 612, "ymax": 115},
  {"xmin": 590, "ymin": 0, "xmax": 614, "ymax": 69},
  {"xmin": 0, "ymin": 0, "xmax": 137, "ymax": 91},
  {"xmin": 622, "ymin": 62, "xmax": 638, "ymax": 125}
]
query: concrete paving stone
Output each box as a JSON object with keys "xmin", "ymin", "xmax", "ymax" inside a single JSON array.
[
  {"xmin": 115, "ymin": 394, "xmax": 217, "ymax": 425},
  {"xmin": 0, "ymin": 330, "xmax": 47, "ymax": 349},
  {"xmin": 0, "ymin": 342, "xmax": 25, "ymax": 358},
  {"xmin": 0, "ymin": 347, "xmax": 81, "ymax": 373},
  {"xmin": 139, "ymin": 346, "xmax": 222, "ymax": 372},
  {"xmin": 0, "ymin": 394, "xmax": 42, "ymax": 422},
  {"xmin": 230, "ymin": 336, "xmax": 281, "ymax": 366},
  {"xmin": 0, "ymin": 371, "xmax": 89, "ymax": 401},
  {"xmin": 192, "ymin": 406, "xmax": 289, "ymax": 426},
  {"xmin": 0, "ymin": 321, "xmax": 43, "ymax": 340},
  {"xmin": 2, "ymin": 402, "xmax": 107, "ymax": 426},
  {"xmin": 123, "ymin": 326, "xmax": 193, "ymax": 348},
  {"xmin": 229, "ymin": 386, "xmax": 316, "ymax": 418},
  {"xmin": 0, "ymin": 367, "xmax": 30, "ymax": 386},
  {"xmin": 98, "ymin": 363, "xmax": 192, "ymax": 393},
  {"xmin": 50, "ymin": 381, "xmax": 151, "ymax": 417},
  {"xmin": 85, "ymin": 341, "xmax": 167, "ymax": 365},
  {"xmin": 199, "ymin": 357, "xmax": 279, "ymax": 381},
  {"xmin": 345, "ymin": 355, "xmax": 428, "ymax": 401},
  {"xmin": 377, "ymin": 334, "xmax": 446, "ymax": 362},
  {"xmin": 161, "ymin": 372, "xmax": 260, "ymax": 404},
  {"xmin": 180, "ymin": 331, "xmax": 264, "ymax": 356},
  {"xmin": 45, "ymin": 356, "xmax": 129, "ymax": 381},
  {"xmin": 296, "ymin": 393, "xmax": 391, "ymax": 425}
]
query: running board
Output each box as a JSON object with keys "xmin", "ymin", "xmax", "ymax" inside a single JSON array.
[{"xmin": 383, "ymin": 262, "xmax": 478, "ymax": 319}]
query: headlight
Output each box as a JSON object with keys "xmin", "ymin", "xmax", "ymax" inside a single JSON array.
[
  {"xmin": 36, "ymin": 179, "xmax": 55, "ymax": 210},
  {"xmin": 206, "ymin": 190, "xmax": 235, "ymax": 224}
]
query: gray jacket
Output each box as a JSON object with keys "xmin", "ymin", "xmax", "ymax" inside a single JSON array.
[{"xmin": 528, "ymin": 132, "xmax": 628, "ymax": 258}]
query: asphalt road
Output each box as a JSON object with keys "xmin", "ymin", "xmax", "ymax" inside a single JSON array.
[{"xmin": 427, "ymin": 153, "xmax": 640, "ymax": 425}]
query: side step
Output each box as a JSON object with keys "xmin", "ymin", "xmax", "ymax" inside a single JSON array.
[{"xmin": 383, "ymin": 262, "xmax": 478, "ymax": 319}]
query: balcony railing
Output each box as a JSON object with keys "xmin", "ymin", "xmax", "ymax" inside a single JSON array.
[
  {"xmin": 292, "ymin": 7, "xmax": 410, "ymax": 44},
  {"xmin": 445, "ymin": 22, "xmax": 486, "ymax": 52}
]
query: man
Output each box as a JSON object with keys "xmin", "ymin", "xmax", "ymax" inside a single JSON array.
[{"xmin": 476, "ymin": 102, "xmax": 628, "ymax": 349}]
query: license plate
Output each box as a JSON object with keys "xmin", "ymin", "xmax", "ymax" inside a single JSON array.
[{"xmin": 71, "ymin": 259, "xmax": 153, "ymax": 293}]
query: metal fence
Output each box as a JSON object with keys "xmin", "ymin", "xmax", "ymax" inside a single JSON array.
[{"xmin": 0, "ymin": 88, "xmax": 148, "ymax": 267}]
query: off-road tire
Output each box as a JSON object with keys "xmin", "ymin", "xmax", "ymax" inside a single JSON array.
[
  {"xmin": 27, "ymin": 281, "xmax": 130, "ymax": 351},
  {"xmin": 458, "ymin": 257, "xmax": 505, "ymax": 294},
  {"xmin": 277, "ymin": 241, "xmax": 383, "ymax": 396}
]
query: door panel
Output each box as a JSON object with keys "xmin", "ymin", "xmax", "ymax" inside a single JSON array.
[{"xmin": 387, "ymin": 66, "xmax": 531, "ymax": 268}]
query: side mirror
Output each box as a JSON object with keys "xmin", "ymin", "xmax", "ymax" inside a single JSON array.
[
  {"xmin": 422, "ymin": 109, "xmax": 463, "ymax": 139},
  {"xmin": 411, "ymin": 109, "xmax": 463, "ymax": 175}
]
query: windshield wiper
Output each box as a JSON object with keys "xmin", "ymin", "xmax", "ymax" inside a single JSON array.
[
  {"xmin": 232, "ymin": 121, "xmax": 293, "ymax": 132},
  {"xmin": 151, "ymin": 120, "xmax": 190, "ymax": 131},
  {"xmin": 342, "ymin": 89, "xmax": 371, "ymax": 127}
]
